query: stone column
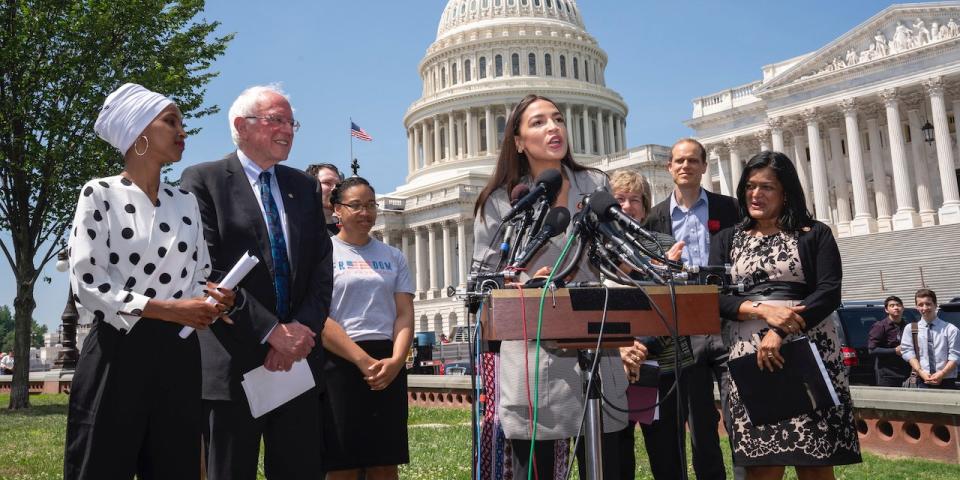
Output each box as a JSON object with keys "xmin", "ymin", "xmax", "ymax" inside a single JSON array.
[
  {"xmin": 442, "ymin": 222, "xmax": 453, "ymax": 289},
  {"xmin": 465, "ymin": 108, "xmax": 475, "ymax": 158},
  {"xmin": 905, "ymin": 101, "xmax": 937, "ymax": 225},
  {"xmin": 789, "ymin": 129, "xmax": 815, "ymax": 214},
  {"xmin": 447, "ymin": 112, "xmax": 455, "ymax": 160},
  {"xmin": 413, "ymin": 227, "xmax": 425, "ymax": 295},
  {"xmin": 714, "ymin": 145, "xmax": 732, "ymax": 196},
  {"xmin": 769, "ymin": 118, "xmax": 785, "ymax": 153},
  {"xmin": 926, "ymin": 78, "xmax": 960, "ymax": 224},
  {"xmin": 433, "ymin": 115, "xmax": 442, "ymax": 164},
  {"xmin": 866, "ymin": 116, "xmax": 894, "ymax": 232},
  {"xmin": 702, "ymin": 147, "xmax": 717, "ymax": 191},
  {"xmin": 582, "ymin": 106, "xmax": 593, "ymax": 155},
  {"xmin": 803, "ymin": 109, "xmax": 833, "ymax": 225},
  {"xmin": 755, "ymin": 130, "xmax": 771, "ymax": 152},
  {"xmin": 881, "ymin": 88, "xmax": 921, "ymax": 230},
  {"xmin": 421, "ymin": 122, "xmax": 432, "ymax": 167},
  {"xmin": 457, "ymin": 219, "xmax": 468, "ymax": 287},
  {"xmin": 619, "ymin": 117, "xmax": 627, "ymax": 151},
  {"xmin": 826, "ymin": 119, "xmax": 852, "ymax": 236},
  {"xmin": 407, "ymin": 129, "xmax": 415, "ymax": 173},
  {"xmin": 596, "ymin": 109, "xmax": 606, "ymax": 155},
  {"xmin": 607, "ymin": 111, "xmax": 616, "ymax": 153},
  {"xmin": 840, "ymin": 100, "xmax": 877, "ymax": 235},
  {"xmin": 427, "ymin": 224, "xmax": 438, "ymax": 295},
  {"xmin": 413, "ymin": 124, "xmax": 422, "ymax": 168},
  {"xmin": 383, "ymin": 231, "xmax": 393, "ymax": 250},
  {"xmin": 485, "ymin": 106, "xmax": 495, "ymax": 154},
  {"xmin": 725, "ymin": 138, "xmax": 744, "ymax": 197}
]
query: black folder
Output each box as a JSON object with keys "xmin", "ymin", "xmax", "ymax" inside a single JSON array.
[{"xmin": 727, "ymin": 337, "xmax": 839, "ymax": 425}]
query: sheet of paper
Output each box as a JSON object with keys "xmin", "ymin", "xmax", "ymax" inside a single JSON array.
[
  {"xmin": 240, "ymin": 359, "xmax": 315, "ymax": 419},
  {"xmin": 180, "ymin": 251, "xmax": 260, "ymax": 338}
]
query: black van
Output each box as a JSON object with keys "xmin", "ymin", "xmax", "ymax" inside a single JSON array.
[{"xmin": 833, "ymin": 298, "xmax": 960, "ymax": 386}]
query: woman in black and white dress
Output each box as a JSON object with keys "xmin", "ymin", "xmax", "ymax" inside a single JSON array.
[{"xmin": 64, "ymin": 83, "xmax": 234, "ymax": 480}]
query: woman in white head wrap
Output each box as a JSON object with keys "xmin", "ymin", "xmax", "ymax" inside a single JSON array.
[{"xmin": 64, "ymin": 83, "xmax": 235, "ymax": 480}]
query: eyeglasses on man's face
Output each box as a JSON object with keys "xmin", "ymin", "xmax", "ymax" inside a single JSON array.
[
  {"xmin": 336, "ymin": 201, "xmax": 379, "ymax": 212},
  {"xmin": 245, "ymin": 115, "xmax": 301, "ymax": 132}
]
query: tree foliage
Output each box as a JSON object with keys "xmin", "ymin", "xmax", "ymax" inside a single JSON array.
[{"xmin": 0, "ymin": 0, "xmax": 232, "ymax": 409}]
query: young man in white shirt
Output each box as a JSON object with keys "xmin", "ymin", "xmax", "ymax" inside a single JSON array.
[{"xmin": 901, "ymin": 289, "xmax": 960, "ymax": 389}]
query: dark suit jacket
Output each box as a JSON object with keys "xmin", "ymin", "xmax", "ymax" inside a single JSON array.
[
  {"xmin": 642, "ymin": 188, "xmax": 740, "ymax": 238},
  {"xmin": 181, "ymin": 152, "xmax": 333, "ymax": 401}
]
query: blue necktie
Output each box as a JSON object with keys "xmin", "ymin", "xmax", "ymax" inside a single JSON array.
[{"xmin": 259, "ymin": 171, "xmax": 290, "ymax": 319}]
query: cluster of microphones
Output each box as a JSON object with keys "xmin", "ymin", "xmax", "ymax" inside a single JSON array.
[{"xmin": 452, "ymin": 168, "xmax": 736, "ymax": 310}]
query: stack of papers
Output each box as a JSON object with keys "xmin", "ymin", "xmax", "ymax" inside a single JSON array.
[{"xmin": 241, "ymin": 360, "xmax": 315, "ymax": 418}]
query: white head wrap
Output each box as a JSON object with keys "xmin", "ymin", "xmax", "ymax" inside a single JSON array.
[{"xmin": 94, "ymin": 83, "xmax": 174, "ymax": 154}]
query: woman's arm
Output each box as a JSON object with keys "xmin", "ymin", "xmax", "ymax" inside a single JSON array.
[
  {"xmin": 368, "ymin": 293, "xmax": 415, "ymax": 390},
  {"xmin": 797, "ymin": 224, "xmax": 843, "ymax": 331}
]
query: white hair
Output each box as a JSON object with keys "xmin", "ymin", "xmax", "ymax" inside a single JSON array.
[{"xmin": 227, "ymin": 83, "xmax": 292, "ymax": 146}]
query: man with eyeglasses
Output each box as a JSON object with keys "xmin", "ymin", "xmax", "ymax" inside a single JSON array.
[
  {"xmin": 182, "ymin": 84, "xmax": 349, "ymax": 480},
  {"xmin": 306, "ymin": 163, "xmax": 344, "ymax": 236}
]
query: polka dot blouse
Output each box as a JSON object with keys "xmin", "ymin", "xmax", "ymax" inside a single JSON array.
[{"xmin": 68, "ymin": 175, "xmax": 212, "ymax": 332}]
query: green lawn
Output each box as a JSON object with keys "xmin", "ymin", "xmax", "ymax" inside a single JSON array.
[{"xmin": 2, "ymin": 394, "xmax": 959, "ymax": 479}]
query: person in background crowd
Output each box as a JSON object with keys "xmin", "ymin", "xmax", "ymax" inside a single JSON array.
[
  {"xmin": 901, "ymin": 289, "xmax": 960, "ymax": 390},
  {"xmin": 64, "ymin": 83, "xmax": 234, "ymax": 479},
  {"xmin": 867, "ymin": 296, "xmax": 911, "ymax": 387},
  {"xmin": 0, "ymin": 351, "xmax": 13, "ymax": 375},
  {"xmin": 642, "ymin": 138, "xmax": 740, "ymax": 479},
  {"xmin": 473, "ymin": 94, "xmax": 628, "ymax": 478},
  {"xmin": 306, "ymin": 163, "xmax": 344, "ymax": 236},
  {"xmin": 320, "ymin": 176, "xmax": 415, "ymax": 480},
  {"xmin": 711, "ymin": 150, "xmax": 861, "ymax": 479}
]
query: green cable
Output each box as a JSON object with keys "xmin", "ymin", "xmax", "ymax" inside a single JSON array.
[{"xmin": 528, "ymin": 233, "xmax": 577, "ymax": 480}]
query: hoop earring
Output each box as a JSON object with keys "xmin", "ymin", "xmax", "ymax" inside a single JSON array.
[{"xmin": 134, "ymin": 136, "xmax": 149, "ymax": 156}]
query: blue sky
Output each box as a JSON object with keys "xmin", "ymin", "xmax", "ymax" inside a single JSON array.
[{"xmin": 7, "ymin": 0, "xmax": 897, "ymax": 330}]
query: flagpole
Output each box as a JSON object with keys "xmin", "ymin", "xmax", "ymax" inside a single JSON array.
[{"xmin": 349, "ymin": 117, "xmax": 354, "ymax": 168}]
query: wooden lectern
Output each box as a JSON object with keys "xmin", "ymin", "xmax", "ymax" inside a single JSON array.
[{"xmin": 481, "ymin": 285, "xmax": 720, "ymax": 346}]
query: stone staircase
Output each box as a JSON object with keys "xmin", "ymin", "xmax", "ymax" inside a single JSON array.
[{"xmin": 837, "ymin": 223, "xmax": 960, "ymax": 302}]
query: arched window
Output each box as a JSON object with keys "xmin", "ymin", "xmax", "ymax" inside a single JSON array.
[
  {"xmin": 559, "ymin": 55, "xmax": 566, "ymax": 77},
  {"xmin": 511, "ymin": 53, "xmax": 520, "ymax": 76},
  {"xmin": 495, "ymin": 55, "xmax": 503, "ymax": 77},
  {"xmin": 496, "ymin": 116, "xmax": 506, "ymax": 144},
  {"xmin": 546, "ymin": 0, "xmax": 552, "ymax": 7},
  {"xmin": 464, "ymin": 59, "xmax": 472, "ymax": 82},
  {"xmin": 479, "ymin": 56, "xmax": 487, "ymax": 79},
  {"xmin": 482, "ymin": 0, "xmax": 489, "ymax": 8},
  {"xmin": 479, "ymin": 118, "xmax": 487, "ymax": 153},
  {"xmin": 521, "ymin": 0, "xmax": 528, "ymax": 5},
  {"xmin": 528, "ymin": 53, "xmax": 536, "ymax": 75},
  {"xmin": 584, "ymin": 59, "xmax": 589, "ymax": 82},
  {"xmin": 533, "ymin": 0, "xmax": 540, "ymax": 6},
  {"xmin": 573, "ymin": 57, "xmax": 579, "ymax": 79},
  {"xmin": 544, "ymin": 54, "xmax": 552, "ymax": 76},
  {"xmin": 441, "ymin": 66, "xmax": 447, "ymax": 88},
  {"xmin": 419, "ymin": 315, "xmax": 429, "ymax": 334},
  {"xmin": 452, "ymin": 63, "xmax": 458, "ymax": 85}
]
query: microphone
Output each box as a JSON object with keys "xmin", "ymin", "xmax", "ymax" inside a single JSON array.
[
  {"xmin": 510, "ymin": 206, "xmax": 570, "ymax": 270},
  {"xmin": 500, "ymin": 184, "xmax": 531, "ymax": 257},
  {"xmin": 588, "ymin": 191, "xmax": 659, "ymax": 244},
  {"xmin": 502, "ymin": 169, "xmax": 563, "ymax": 222}
]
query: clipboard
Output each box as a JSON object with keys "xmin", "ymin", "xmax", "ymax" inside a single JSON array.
[{"xmin": 727, "ymin": 337, "xmax": 840, "ymax": 425}]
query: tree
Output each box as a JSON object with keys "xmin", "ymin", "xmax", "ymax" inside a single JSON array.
[{"xmin": 0, "ymin": 1, "xmax": 232, "ymax": 409}]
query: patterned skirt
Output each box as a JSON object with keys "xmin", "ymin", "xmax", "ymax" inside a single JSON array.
[{"xmin": 723, "ymin": 301, "xmax": 861, "ymax": 467}]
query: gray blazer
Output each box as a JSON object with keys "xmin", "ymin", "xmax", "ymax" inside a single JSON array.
[{"xmin": 473, "ymin": 166, "xmax": 628, "ymax": 440}]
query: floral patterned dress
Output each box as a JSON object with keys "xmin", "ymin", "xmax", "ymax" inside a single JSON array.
[{"xmin": 724, "ymin": 229, "xmax": 861, "ymax": 467}]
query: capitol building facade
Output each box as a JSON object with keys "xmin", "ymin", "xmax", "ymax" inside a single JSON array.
[{"xmin": 374, "ymin": 1, "xmax": 960, "ymax": 338}]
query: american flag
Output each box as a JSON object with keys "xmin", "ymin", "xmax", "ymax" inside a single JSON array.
[{"xmin": 350, "ymin": 121, "xmax": 373, "ymax": 141}]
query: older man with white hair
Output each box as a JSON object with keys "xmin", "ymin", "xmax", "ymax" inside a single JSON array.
[{"xmin": 181, "ymin": 84, "xmax": 348, "ymax": 480}]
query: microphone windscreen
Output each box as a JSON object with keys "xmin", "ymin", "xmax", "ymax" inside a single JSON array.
[
  {"xmin": 544, "ymin": 206, "xmax": 571, "ymax": 237},
  {"xmin": 510, "ymin": 184, "xmax": 530, "ymax": 205},
  {"xmin": 587, "ymin": 191, "xmax": 619, "ymax": 222},
  {"xmin": 535, "ymin": 168, "xmax": 563, "ymax": 202}
]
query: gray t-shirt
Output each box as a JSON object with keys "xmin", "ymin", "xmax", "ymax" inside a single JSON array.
[{"xmin": 330, "ymin": 236, "xmax": 415, "ymax": 341}]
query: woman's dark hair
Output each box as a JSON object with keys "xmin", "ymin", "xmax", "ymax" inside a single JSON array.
[
  {"xmin": 330, "ymin": 176, "xmax": 374, "ymax": 205},
  {"xmin": 473, "ymin": 94, "xmax": 597, "ymax": 218},
  {"xmin": 735, "ymin": 150, "xmax": 813, "ymax": 232}
]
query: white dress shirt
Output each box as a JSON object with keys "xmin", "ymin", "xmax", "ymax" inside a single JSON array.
[
  {"xmin": 237, "ymin": 150, "xmax": 292, "ymax": 260},
  {"xmin": 900, "ymin": 316, "xmax": 960, "ymax": 378}
]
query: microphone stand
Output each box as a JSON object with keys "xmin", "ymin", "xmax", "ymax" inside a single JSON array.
[{"xmin": 577, "ymin": 349, "xmax": 604, "ymax": 480}]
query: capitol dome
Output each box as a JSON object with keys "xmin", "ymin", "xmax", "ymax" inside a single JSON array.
[{"xmin": 398, "ymin": 0, "xmax": 629, "ymax": 193}]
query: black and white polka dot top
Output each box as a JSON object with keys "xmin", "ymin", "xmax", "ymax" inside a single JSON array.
[{"xmin": 67, "ymin": 175, "xmax": 211, "ymax": 333}]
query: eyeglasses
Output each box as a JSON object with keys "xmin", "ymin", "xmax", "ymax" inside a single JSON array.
[
  {"xmin": 245, "ymin": 115, "xmax": 301, "ymax": 132},
  {"xmin": 336, "ymin": 202, "xmax": 379, "ymax": 212}
]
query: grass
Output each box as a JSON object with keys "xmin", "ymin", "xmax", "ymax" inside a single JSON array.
[{"xmin": 2, "ymin": 394, "xmax": 960, "ymax": 479}]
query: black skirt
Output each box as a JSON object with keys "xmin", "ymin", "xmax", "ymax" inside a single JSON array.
[{"xmin": 322, "ymin": 339, "xmax": 409, "ymax": 470}]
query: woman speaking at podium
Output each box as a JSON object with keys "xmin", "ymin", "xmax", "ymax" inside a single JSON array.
[
  {"xmin": 473, "ymin": 94, "xmax": 628, "ymax": 478},
  {"xmin": 709, "ymin": 151, "xmax": 860, "ymax": 479}
]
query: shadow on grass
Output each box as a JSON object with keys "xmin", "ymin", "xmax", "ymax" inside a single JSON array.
[{"xmin": 1, "ymin": 403, "xmax": 69, "ymax": 417}]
